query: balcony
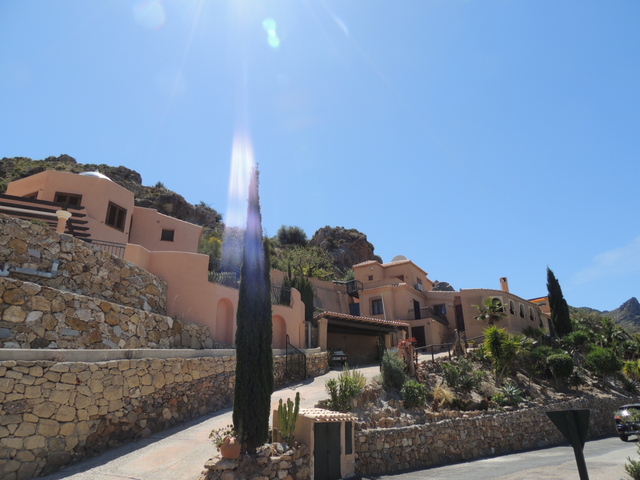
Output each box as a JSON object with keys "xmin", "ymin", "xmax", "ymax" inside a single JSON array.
[
  {"xmin": 0, "ymin": 193, "xmax": 90, "ymax": 238},
  {"xmin": 208, "ymin": 260, "xmax": 241, "ymax": 289},
  {"xmin": 407, "ymin": 306, "xmax": 449, "ymax": 326}
]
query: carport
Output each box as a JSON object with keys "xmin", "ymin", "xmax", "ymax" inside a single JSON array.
[{"xmin": 315, "ymin": 311, "xmax": 409, "ymax": 366}]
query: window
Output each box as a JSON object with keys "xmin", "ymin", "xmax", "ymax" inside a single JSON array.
[
  {"xmin": 433, "ymin": 304, "xmax": 446, "ymax": 315},
  {"xmin": 368, "ymin": 275, "xmax": 374, "ymax": 281},
  {"xmin": 529, "ymin": 307, "xmax": 535, "ymax": 321},
  {"xmin": 23, "ymin": 192, "xmax": 38, "ymax": 199},
  {"xmin": 509, "ymin": 300, "xmax": 515, "ymax": 315},
  {"xmin": 519, "ymin": 304, "xmax": 525, "ymax": 318},
  {"xmin": 161, "ymin": 229, "xmax": 175, "ymax": 242},
  {"xmin": 105, "ymin": 202, "xmax": 127, "ymax": 231},
  {"xmin": 54, "ymin": 192, "xmax": 82, "ymax": 207},
  {"xmin": 371, "ymin": 298, "xmax": 383, "ymax": 315}
]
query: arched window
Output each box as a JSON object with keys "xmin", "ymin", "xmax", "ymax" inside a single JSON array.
[
  {"xmin": 519, "ymin": 304, "xmax": 525, "ymax": 318},
  {"xmin": 509, "ymin": 300, "xmax": 515, "ymax": 315}
]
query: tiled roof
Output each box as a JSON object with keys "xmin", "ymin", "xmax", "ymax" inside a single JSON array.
[
  {"xmin": 298, "ymin": 408, "xmax": 357, "ymax": 422},
  {"xmin": 316, "ymin": 311, "xmax": 410, "ymax": 328}
]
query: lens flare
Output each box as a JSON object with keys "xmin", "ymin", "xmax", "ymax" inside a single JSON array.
[
  {"xmin": 262, "ymin": 17, "xmax": 280, "ymax": 49},
  {"xmin": 225, "ymin": 130, "xmax": 255, "ymax": 229}
]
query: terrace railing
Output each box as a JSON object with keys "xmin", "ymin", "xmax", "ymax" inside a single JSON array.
[{"xmin": 208, "ymin": 260, "xmax": 241, "ymax": 289}]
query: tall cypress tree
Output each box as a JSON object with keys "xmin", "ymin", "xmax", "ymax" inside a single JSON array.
[
  {"xmin": 233, "ymin": 168, "xmax": 273, "ymax": 454},
  {"xmin": 546, "ymin": 267, "xmax": 572, "ymax": 337}
]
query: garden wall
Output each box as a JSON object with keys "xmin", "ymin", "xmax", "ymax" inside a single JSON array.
[
  {"xmin": 355, "ymin": 395, "xmax": 626, "ymax": 476},
  {"xmin": 0, "ymin": 277, "xmax": 212, "ymax": 350},
  {"xmin": 0, "ymin": 351, "xmax": 329, "ymax": 480},
  {"xmin": 0, "ymin": 214, "xmax": 167, "ymax": 314}
]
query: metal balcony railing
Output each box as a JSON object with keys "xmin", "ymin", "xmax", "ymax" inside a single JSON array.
[
  {"xmin": 208, "ymin": 260, "xmax": 241, "ymax": 289},
  {"xmin": 84, "ymin": 239, "xmax": 126, "ymax": 258}
]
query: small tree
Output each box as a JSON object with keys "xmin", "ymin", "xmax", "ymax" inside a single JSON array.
[
  {"xmin": 232, "ymin": 168, "xmax": 273, "ymax": 454},
  {"xmin": 546, "ymin": 267, "xmax": 572, "ymax": 337},
  {"xmin": 276, "ymin": 225, "xmax": 308, "ymax": 247},
  {"xmin": 474, "ymin": 297, "xmax": 507, "ymax": 326}
]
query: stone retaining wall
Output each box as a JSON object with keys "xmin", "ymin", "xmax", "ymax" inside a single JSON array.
[
  {"xmin": 0, "ymin": 277, "xmax": 213, "ymax": 350},
  {"xmin": 199, "ymin": 443, "xmax": 311, "ymax": 480},
  {"xmin": 0, "ymin": 351, "xmax": 329, "ymax": 480},
  {"xmin": 0, "ymin": 214, "xmax": 167, "ymax": 314},
  {"xmin": 0, "ymin": 356, "xmax": 236, "ymax": 479},
  {"xmin": 355, "ymin": 395, "xmax": 626, "ymax": 476}
]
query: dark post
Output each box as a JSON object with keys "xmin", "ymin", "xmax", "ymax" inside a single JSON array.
[{"xmin": 546, "ymin": 410, "xmax": 590, "ymax": 480}]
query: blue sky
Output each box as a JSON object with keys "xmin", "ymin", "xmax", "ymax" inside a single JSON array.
[{"xmin": 1, "ymin": 1, "xmax": 639, "ymax": 311}]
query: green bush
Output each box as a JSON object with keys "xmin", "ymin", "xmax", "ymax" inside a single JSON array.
[
  {"xmin": 585, "ymin": 346, "xmax": 622, "ymax": 379},
  {"xmin": 528, "ymin": 345, "xmax": 558, "ymax": 377},
  {"xmin": 325, "ymin": 364, "xmax": 366, "ymax": 412},
  {"xmin": 381, "ymin": 350, "xmax": 406, "ymax": 391},
  {"xmin": 626, "ymin": 443, "xmax": 640, "ymax": 480},
  {"xmin": 401, "ymin": 380, "xmax": 427, "ymax": 408},
  {"xmin": 547, "ymin": 353, "xmax": 574, "ymax": 381}
]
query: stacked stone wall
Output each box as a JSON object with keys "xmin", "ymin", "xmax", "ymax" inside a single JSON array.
[
  {"xmin": 199, "ymin": 443, "xmax": 311, "ymax": 480},
  {"xmin": 355, "ymin": 395, "xmax": 626, "ymax": 476},
  {"xmin": 0, "ymin": 351, "xmax": 329, "ymax": 479},
  {"xmin": 0, "ymin": 277, "xmax": 212, "ymax": 349},
  {"xmin": 0, "ymin": 214, "xmax": 167, "ymax": 314},
  {"xmin": 0, "ymin": 356, "xmax": 236, "ymax": 479}
]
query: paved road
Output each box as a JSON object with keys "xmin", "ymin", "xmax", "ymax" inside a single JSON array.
[{"xmin": 356, "ymin": 436, "xmax": 636, "ymax": 480}]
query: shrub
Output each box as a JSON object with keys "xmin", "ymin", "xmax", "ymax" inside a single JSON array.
[
  {"xmin": 441, "ymin": 358, "xmax": 482, "ymax": 393},
  {"xmin": 492, "ymin": 383, "xmax": 522, "ymax": 407},
  {"xmin": 527, "ymin": 345, "xmax": 558, "ymax": 377},
  {"xmin": 431, "ymin": 384, "xmax": 456, "ymax": 411},
  {"xmin": 468, "ymin": 344, "xmax": 491, "ymax": 366},
  {"xmin": 547, "ymin": 353, "xmax": 574, "ymax": 382},
  {"xmin": 585, "ymin": 346, "xmax": 622, "ymax": 381},
  {"xmin": 325, "ymin": 364, "xmax": 366, "ymax": 412},
  {"xmin": 626, "ymin": 443, "xmax": 640, "ymax": 480},
  {"xmin": 401, "ymin": 380, "xmax": 427, "ymax": 408},
  {"xmin": 381, "ymin": 350, "xmax": 406, "ymax": 391}
]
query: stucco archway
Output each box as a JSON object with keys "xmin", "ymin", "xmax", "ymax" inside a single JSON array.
[
  {"xmin": 215, "ymin": 298, "xmax": 235, "ymax": 345},
  {"xmin": 272, "ymin": 315, "xmax": 287, "ymax": 349}
]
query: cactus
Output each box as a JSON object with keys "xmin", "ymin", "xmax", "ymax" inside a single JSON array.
[{"xmin": 277, "ymin": 392, "xmax": 300, "ymax": 444}]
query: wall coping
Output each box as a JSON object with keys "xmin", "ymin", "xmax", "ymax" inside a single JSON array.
[{"xmin": 0, "ymin": 347, "xmax": 323, "ymax": 362}]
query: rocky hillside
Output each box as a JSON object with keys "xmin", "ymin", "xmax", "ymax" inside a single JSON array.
[
  {"xmin": 0, "ymin": 155, "xmax": 223, "ymax": 230},
  {"xmin": 605, "ymin": 297, "xmax": 640, "ymax": 332},
  {"xmin": 572, "ymin": 297, "xmax": 640, "ymax": 333},
  {"xmin": 309, "ymin": 225, "xmax": 381, "ymax": 275}
]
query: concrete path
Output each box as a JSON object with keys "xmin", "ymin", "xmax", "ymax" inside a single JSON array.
[{"xmin": 39, "ymin": 363, "xmax": 386, "ymax": 480}]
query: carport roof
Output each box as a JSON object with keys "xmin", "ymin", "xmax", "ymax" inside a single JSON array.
[{"xmin": 315, "ymin": 311, "xmax": 409, "ymax": 334}]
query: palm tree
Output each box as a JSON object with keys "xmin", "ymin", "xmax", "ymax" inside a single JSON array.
[
  {"xmin": 484, "ymin": 326, "xmax": 526, "ymax": 386},
  {"xmin": 474, "ymin": 297, "xmax": 507, "ymax": 326}
]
